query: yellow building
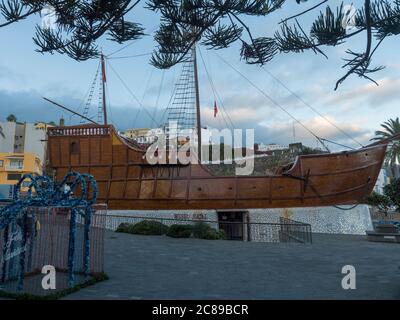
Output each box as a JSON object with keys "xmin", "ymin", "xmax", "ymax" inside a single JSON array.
[
  {"xmin": 34, "ymin": 121, "xmax": 55, "ymax": 131},
  {"xmin": 0, "ymin": 152, "xmax": 42, "ymax": 186},
  {"xmin": 122, "ymin": 128, "xmax": 151, "ymax": 140}
]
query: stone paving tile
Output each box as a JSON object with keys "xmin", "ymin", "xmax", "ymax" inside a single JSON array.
[{"xmin": 63, "ymin": 232, "xmax": 400, "ymax": 300}]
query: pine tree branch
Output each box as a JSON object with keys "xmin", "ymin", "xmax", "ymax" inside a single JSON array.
[
  {"xmin": 0, "ymin": 7, "xmax": 41, "ymax": 28},
  {"xmin": 228, "ymin": 11, "xmax": 265, "ymax": 63},
  {"xmin": 151, "ymin": 8, "xmax": 225, "ymax": 68},
  {"xmin": 32, "ymin": 0, "xmax": 143, "ymax": 60},
  {"xmin": 279, "ymin": 0, "xmax": 328, "ymax": 24},
  {"xmin": 334, "ymin": 0, "xmax": 372, "ymax": 90}
]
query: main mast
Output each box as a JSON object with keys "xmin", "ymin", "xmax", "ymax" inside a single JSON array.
[
  {"xmin": 192, "ymin": 45, "xmax": 202, "ymax": 162},
  {"xmin": 101, "ymin": 53, "xmax": 108, "ymax": 125},
  {"xmin": 165, "ymin": 42, "xmax": 202, "ymax": 162}
]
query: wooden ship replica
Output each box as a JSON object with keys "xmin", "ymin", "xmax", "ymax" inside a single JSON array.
[{"xmin": 45, "ymin": 49, "xmax": 388, "ymax": 210}]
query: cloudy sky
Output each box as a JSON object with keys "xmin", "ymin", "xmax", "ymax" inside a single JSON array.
[{"xmin": 0, "ymin": 0, "xmax": 399, "ymax": 151}]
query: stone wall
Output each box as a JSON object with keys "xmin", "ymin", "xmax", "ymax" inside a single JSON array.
[
  {"xmin": 106, "ymin": 210, "xmax": 219, "ymax": 230},
  {"xmin": 248, "ymin": 205, "xmax": 373, "ymax": 235},
  {"xmin": 107, "ymin": 205, "xmax": 373, "ymax": 237}
]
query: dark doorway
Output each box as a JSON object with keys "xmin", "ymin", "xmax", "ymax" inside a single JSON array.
[{"xmin": 218, "ymin": 211, "xmax": 245, "ymax": 240}]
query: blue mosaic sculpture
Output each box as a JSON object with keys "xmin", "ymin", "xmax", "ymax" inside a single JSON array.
[{"xmin": 0, "ymin": 172, "xmax": 98, "ymax": 291}]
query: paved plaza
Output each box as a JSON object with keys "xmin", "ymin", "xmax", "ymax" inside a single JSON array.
[{"xmin": 64, "ymin": 231, "xmax": 400, "ymax": 300}]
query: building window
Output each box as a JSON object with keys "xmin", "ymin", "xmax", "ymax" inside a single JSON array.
[
  {"xmin": 0, "ymin": 160, "xmax": 3, "ymax": 167},
  {"xmin": 70, "ymin": 141, "xmax": 80, "ymax": 154},
  {"xmin": 9, "ymin": 159, "xmax": 23, "ymax": 170},
  {"xmin": 7, "ymin": 173, "xmax": 22, "ymax": 181}
]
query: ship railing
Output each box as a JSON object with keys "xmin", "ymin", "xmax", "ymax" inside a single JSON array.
[
  {"xmin": 48, "ymin": 125, "xmax": 110, "ymax": 137},
  {"xmin": 99, "ymin": 213, "xmax": 312, "ymax": 244}
]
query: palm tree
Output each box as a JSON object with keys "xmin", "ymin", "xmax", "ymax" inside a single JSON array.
[
  {"xmin": 372, "ymin": 117, "xmax": 400, "ymax": 178},
  {"xmin": 6, "ymin": 114, "xmax": 16, "ymax": 122}
]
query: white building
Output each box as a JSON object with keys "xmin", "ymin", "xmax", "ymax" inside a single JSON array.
[
  {"xmin": 373, "ymin": 168, "xmax": 389, "ymax": 194},
  {"xmin": 121, "ymin": 127, "xmax": 165, "ymax": 145},
  {"xmin": 0, "ymin": 121, "xmax": 47, "ymax": 163},
  {"xmin": 257, "ymin": 143, "xmax": 287, "ymax": 152},
  {"xmin": 146, "ymin": 127, "xmax": 165, "ymax": 144}
]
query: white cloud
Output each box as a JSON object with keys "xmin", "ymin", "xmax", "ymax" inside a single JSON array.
[
  {"xmin": 324, "ymin": 77, "xmax": 400, "ymax": 110},
  {"xmin": 258, "ymin": 116, "xmax": 371, "ymax": 150},
  {"xmin": 202, "ymin": 106, "xmax": 267, "ymax": 125}
]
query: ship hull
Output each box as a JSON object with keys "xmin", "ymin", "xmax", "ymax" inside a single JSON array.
[{"xmin": 47, "ymin": 125, "xmax": 386, "ymax": 210}]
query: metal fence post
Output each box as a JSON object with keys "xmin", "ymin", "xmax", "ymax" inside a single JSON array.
[{"xmin": 67, "ymin": 208, "xmax": 78, "ymax": 287}]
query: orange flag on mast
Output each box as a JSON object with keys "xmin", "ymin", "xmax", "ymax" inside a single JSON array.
[{"xmin": 213, "ymin": 100, "xmax": 218, "ymax": 118}]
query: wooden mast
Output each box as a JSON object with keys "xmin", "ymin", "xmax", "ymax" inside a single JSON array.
[
  {"xmin": 101, "ymin": 53, "xmax": 108, "ymax": 125},
  {"xmin": 193, "ymin": 45, "xmax": 202, "ymax": 162}
]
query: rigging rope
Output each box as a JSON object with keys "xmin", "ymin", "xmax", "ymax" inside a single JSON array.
[
  {"xmin": 132, "ymin": 67, "xmax": 155, "ymax": 128},
  {"xmin": 152, "ymin": 70, "xmax": 166, "ymax": 128},
  {"xmin": 97, "ymin": 66, "xmax": 104, "ymax": 124},
  {"xmin": 198, "ymin": 48, "xmax": 235, "ymax": 131},
  {"xmin": 107, "ymin": 52, "xmax": 153, "ymax": 60},
  {"xmin": 158, "ymin": 66, "xmax": 180, "ymax": 127},
  {"xmin": 163, "ymin": 54, "xmax": 197, "ymax": 131},
  {"xmin": 284, "ymin": 172, "xmax": 360, "ymax": 211},
  {"xmin": 75, "ymin": 62, "xmax": 100, "ymax": 123},
  {"xmin": 215, "ymin": 53, "xmax": 329, "ymax": 151},
  {"xmin": 319, "ymin": 137, "xmax": 356, "ymax": 150},
  {"xmin": 260, "ymin": 66, "xmax": 364, "ymax": 148},
  {"xmin": 105, "ymin": 26, "xmax": 158, "ymax": 58},
  {"xmin": 333, "ymin": 204, "xmax": 359, "ymax": 210},
  {"xmin": 106, "ymin": 59, "xmax": 159, "ymax": 126},
  {"xmin": 106, "ymin": 40, "xmax": 140, "ymax": 58},
  {"xmin": 204, "ymin": 49, "xmax": 236, "ymax": 131},
  {"xmin": 105, "ymin": 80, "xmax": 115, "ymax": 126}
]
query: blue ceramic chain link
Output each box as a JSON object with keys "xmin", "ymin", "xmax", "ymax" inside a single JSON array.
[{"xmin": 0, "ymin": 172, "xmax": 98, "ymax": 291}]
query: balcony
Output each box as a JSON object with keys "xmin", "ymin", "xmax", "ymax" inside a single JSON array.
[{"xmin": 6, "ymin": 165, "xmax": 23, "ymax": 171}]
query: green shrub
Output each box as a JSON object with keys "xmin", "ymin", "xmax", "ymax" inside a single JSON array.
[
  {"xmin": 203, "ymin": 229, "xmax": 219, "ymax": 240},
  {"xmin": 216, "ymin": 229, "xmax": 227, "ymax": 240},
  {"xmin": 367, "ymin": 191, "xmax": 392, "ymax": 214},
  {"xmin": 202, "ymin": 228, "xmax": 227, "ymax": 240},
  {"xmin": 132, "ymin": 220, "xmax": 169, "ymax": 235},
  {"xmin": 384, "ymin": 178, "xmax": 400, "ymax": 211},
  {"xmin": 192, "ymin": 221, "xmax": 227, "ymax": 240},
  {"xmin": 116, "ymin": 220, "xmax": 168, "ymax": 235},
  {"xmin": 166, "ymin": 224, "xmax": 193, "ymax": 238},
  {"xmin": 116, "ymin": 223, "xmax": 130, "ymax": 233},
  {"xmin": 192, "ymin": 222, "xmax": 212, "ymax": 238},
  {"xmin": 117, "ymin": 220, "xmax": 227, "ymax": 240}
]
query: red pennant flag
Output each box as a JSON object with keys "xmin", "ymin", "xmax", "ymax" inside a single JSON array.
[{"xmin": 213, "ymin": 100, "xmax": 218, "ymax": 118}]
